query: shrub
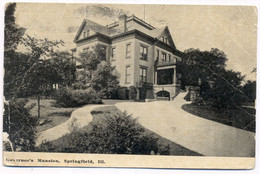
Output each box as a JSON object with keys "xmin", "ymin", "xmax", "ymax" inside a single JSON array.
[
  {"xmin": 3, "ymin": 99, "xmax": 36, "ymax": 151},
  {"xmin": 55, "ymin": 88, "xmax": 102, "ymax": 107},
  {"xmin": 128, "ymin": 86, "xmax": 137, "ymax": 100},
  {"xmin": 37, "ymin": 112, "xmax": 163, "ymax": 155}
]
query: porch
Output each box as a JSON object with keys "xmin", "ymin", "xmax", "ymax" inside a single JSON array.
[{"xmin": 154, "ymin": 60, "xmax": 180, "ymax": 100}]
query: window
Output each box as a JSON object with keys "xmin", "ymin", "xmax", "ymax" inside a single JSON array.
[
  {"xmin": 126, "ymin": 43, "xmax": 131, "ymax": 58},
  {"xmin": 99, "ymin": 45, "xmax": 107, "ymax": 61},
  {"xmin": 111, "ymin": 47, "xmax": 116, "ymax": 60},
  {"xmin": 83, "ymin": 47, "xmax": 89, "ymax": 52},
  {"xmin": 125, "ymin": 66, "xmax": 131, "ymax": 84},
  {"xmin": 140, "ymin": 67, "xmax": 147, "ymax": 83},
  {"xmin": 156, "ymin": 50, "xmax": 160, "ymax": 60},
  {"xmin": 165, "ymin": 38, "xmax": 168, "ymax": 44},
  {"xmin": 161, "ymin": 52, "xmax": 167, "ymax": 62},
  {"xmin": 162, "ymin": 36, "xmax": 165, "ymax": 42},
  {"xmin": 87, "ymin": 30, "xmax": 90, "ymax": 37},
  {"xmin": 140, "ymin": 45, "xmax": 148, "ymax": 60},
  {"xmin": 83, "ymin": 31, "xmax": 86, "ymax": 38},
  {"xmin": 168, "ymin": 54, "xmax": 171, "ymax": 62}
]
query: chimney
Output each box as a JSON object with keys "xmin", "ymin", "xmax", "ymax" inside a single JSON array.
[{"xmin": 118, "ymin": 14, "xmax": 127, "ymax": 32}]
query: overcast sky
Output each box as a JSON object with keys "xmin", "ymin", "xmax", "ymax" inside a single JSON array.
[{"xmin": 15, "ymin": 3, "xmax": 257, "ymax": 80}]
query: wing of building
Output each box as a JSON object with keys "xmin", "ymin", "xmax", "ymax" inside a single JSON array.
[{"xmin": 72, "ymin": 14, "xmax": 183, "ymax": 101}]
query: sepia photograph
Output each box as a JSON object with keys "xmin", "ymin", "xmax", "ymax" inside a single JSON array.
[{"xmin": 1, "ymin": 1, "xmax": 257, "ymax": 169}]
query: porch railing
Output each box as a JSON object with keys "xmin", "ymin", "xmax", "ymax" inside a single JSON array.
[
  {"xmin": 136, "ymin": 81, "xmax": 153, "ymax": 89},
  {"xmin": 156, "ymin": 59, "xmax": 176, "ymax": 67}
]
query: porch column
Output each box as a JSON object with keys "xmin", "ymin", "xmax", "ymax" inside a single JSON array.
[
  {"xmin": 136, "ymin": 88, "xmax": 140, "ymax": 100},
  {"xmin": 154, "ymin": 71, "xmax": 157, "ymax": 85},
  {"xmin": 173, "ymin": 68, "xmax": 177, "ymax": 84}
]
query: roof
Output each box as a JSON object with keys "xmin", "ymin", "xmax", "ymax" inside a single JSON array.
[
  {"xmin": 85, "ymin": 19, "xmax": 110, "ymax": 35},
  {"xmin": 74, "ymin": 19, "xmax": 111, "ymax": 41},
  {"xmin": 74, "ymin": 16, "xmax": 176, "ymax": 48},
  {"xmin": 147, "ymin": 26, "xmax": 167, "ymax": 38}
]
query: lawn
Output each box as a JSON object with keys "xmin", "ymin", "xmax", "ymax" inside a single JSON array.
[
  {"xmin": 26, "ymin": 99, "xmax": 79, "ymax": 133},
  {"xmin": 182, "ymin": 104, "xmax": 255, "ymax": 132},
  {"xmin": 36, "ymin": 105, "xmax": 202, "ymax": 156}
]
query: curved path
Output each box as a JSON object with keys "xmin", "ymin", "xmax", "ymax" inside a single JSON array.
[
  {"xmin": 115, "ymin": 92, "xmax": 255, "ymax": 157},
  {"xmin": 36, "ymin": 105, "xmax": 106, "ymax": 146}
]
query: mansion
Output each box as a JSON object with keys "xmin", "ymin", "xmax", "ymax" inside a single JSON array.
[{"xmin": 72, "ymin": 14, "xmax": 183, "ymax": 100}]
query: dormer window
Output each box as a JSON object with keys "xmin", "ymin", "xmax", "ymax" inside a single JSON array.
[
  {"xmin": 162, "ymin": 36, "xmax": 165, "ymax": 42},
  {"xmin": 83, "ymin": 30, "xmax": 90, "ymax": 38},
  {"xmin": 165, "ymin": 38, "xmax": 168, "ymax": 44}
]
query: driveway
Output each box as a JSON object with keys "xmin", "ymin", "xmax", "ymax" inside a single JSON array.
[{"xmin": 115, "ymin": 92, "xmax": 255, "ymax": 157}]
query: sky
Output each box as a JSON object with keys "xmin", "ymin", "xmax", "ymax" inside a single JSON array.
[{"xmin": 14, "ymin": 3, "xmax": 257, "ymax": 81}]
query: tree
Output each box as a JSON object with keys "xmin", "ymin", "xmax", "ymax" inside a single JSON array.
[
  {"xmin": 180, "ymin": 48, "xmax": 227, "ymax": 86},
  {"xmin": 180, "ymin": 48, "xmax": 246, "ymax": 108},
  {"xmin": 48, "ymin": 51, "xmax": 76, "ymax": 89},
  {"xmin": 4, "ymin": 3, "xmax": 27, "ymax": 98},
  {"xmin": 19, "ymin": 35, "xmax": 64, "ymax": 119},
  {"xmin": 242, "ymin": 80, "xmax": 256, "ymax": 103},
  {"xmin": 4, "ymin": 3, "xmax": 25, "ymax": 52},
  {"xmin": 3, "ymin": 3, "xmax": 36, "ymax": 152},
  {"xmin": 91, "ymin": 61, "xmax": 119, "ymax": 98},
  {"xmin": 73, "ymin": 44, "xmax": 119, "ymax": 98}
]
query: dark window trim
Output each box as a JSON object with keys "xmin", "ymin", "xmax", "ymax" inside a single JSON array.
[
  {"xmin": 139, "ymin": 66, "xmax": 148, "ymax": 83},
  {"xmin": 140, "ymin": 44, "xmax": 148, "ymax": 61},
  {"xmin": 111, "ymin": 46, "xmax": 116, "ymax": 61},
  {"xmin": 161, "ymin": 52, "xmax": 167, "ymax": 62},
  {"xmin": 156, "ymin": 49, "xmax": 160, "ymax": 60}
]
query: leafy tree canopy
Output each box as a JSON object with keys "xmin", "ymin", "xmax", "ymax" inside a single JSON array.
[
  {"xmin": 4, "ymin": 3, "xmax": 25, "ymax": 51},
  {"xmin": 180, "ymin": 48, "xmax": 250, "ymax": 108}
]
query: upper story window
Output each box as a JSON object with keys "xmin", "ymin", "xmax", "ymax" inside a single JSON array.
[
  {"xmin": 111, "ymin": 47, "xmax": 116, "ymax": 60},
  {"xmin": 87, "ymin": 30, "xmax": 90, "ymax": 37},
  {"xmin": 161, "ymin": 52, "xmax": 167, "ymax": 62},
  {"xmin": 168, "ymin": 54, "xmax": 171, "ymax": 62},
  {"xmin": 140, "ymin": 45, "xmax": 148, "ymax": 61},
  {"xmin": 83, "ymin": 31, "xmax": 86, "ymax": 38},
  {"xmin": 126, "ymin": 43, "xmax": 131, "ymax": 58},
  {"xmin": 165, "ymin": 38, "xmax": 168, "ymax": 44},
  {"xmin": 99, "ymin": 45, "xmax": 107, "ymax": 61},
  {"xmin": 156, "ymin": 50, "xmax": 160, "ymax": 60}
]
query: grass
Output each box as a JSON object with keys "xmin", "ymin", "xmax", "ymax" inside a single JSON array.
[
  {"xmin": 37, "ymin": 105, "xmax": 202, "ymax": 156},
  {"xmin": 182, "ymin": 104, "xmax": 255, "ymax": 132},
  {"xmin": 26, "ymin": 99, "xmax": 79, "ymax": 132}
]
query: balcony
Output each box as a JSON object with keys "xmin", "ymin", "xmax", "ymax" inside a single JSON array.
[{"xmin": 156, "ymin": 59, "xmax": 176, "ymax": 67}]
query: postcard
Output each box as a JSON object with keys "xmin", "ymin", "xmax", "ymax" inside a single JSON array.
[{"xmin": 2, "ymin": 2, "xmax": 256, "ymax": 169}]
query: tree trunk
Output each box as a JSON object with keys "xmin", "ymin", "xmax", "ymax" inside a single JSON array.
[{"xmin": 37, "ymin": 94, "xmax": 41, "ymax": 119}]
